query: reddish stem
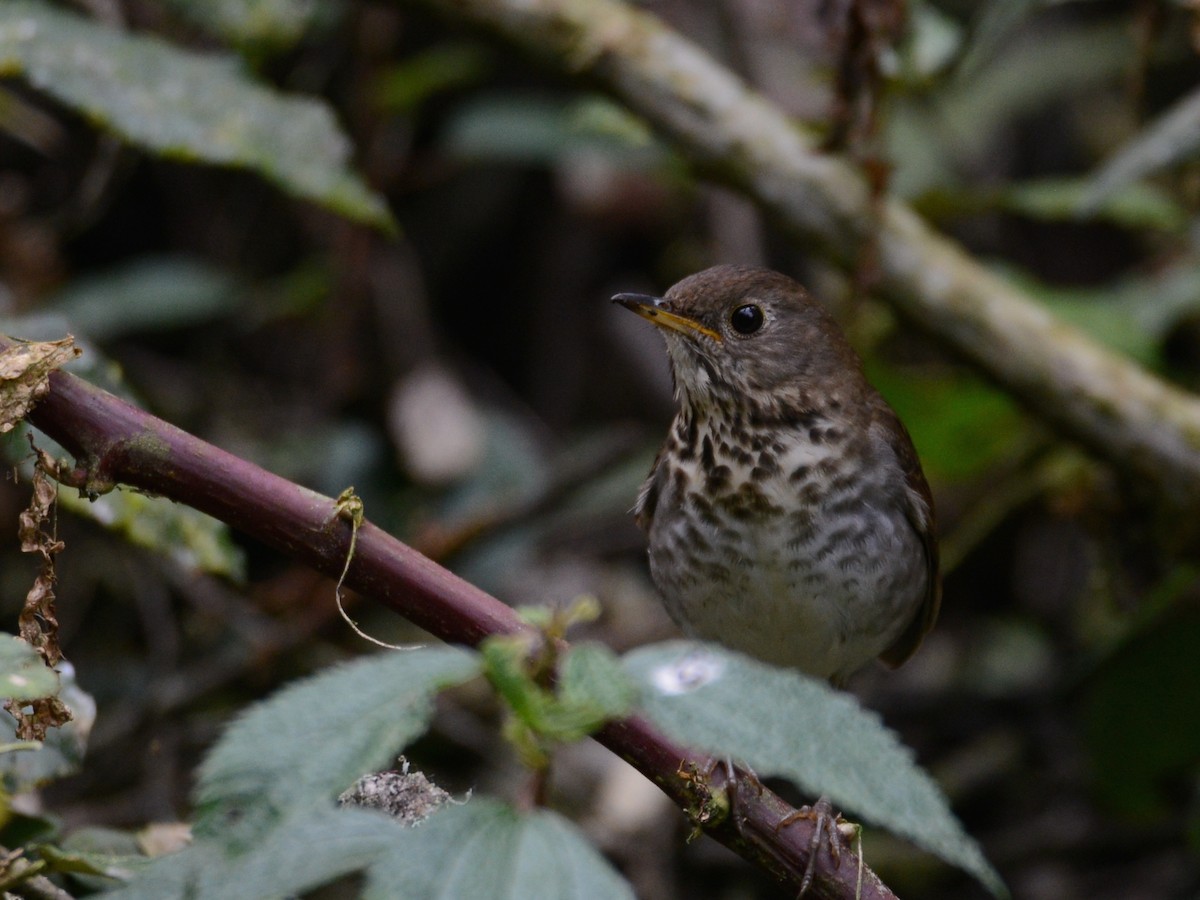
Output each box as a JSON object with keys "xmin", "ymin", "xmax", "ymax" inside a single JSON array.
[{"xmin": 14, "ymin": 347, "xmax": 895, "ymax": 900}]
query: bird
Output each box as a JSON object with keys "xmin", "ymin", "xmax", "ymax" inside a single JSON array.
[{"xmin": 614, "ymin": 264, "xmax": 940, "ymax": 685}]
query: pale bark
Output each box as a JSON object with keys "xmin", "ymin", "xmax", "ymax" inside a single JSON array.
[{"xmin": 402, "ymin": 0, "xmax": 1200, "ymax": 507}]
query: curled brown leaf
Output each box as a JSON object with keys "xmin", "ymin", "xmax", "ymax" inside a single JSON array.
[{"xmin": 0, "ymin": 337, "xmax": 80, "ymax": 434}]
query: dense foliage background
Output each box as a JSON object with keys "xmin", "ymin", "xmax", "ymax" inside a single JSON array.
[{"xmin": 2, "ymin": 0, "xmax": 1200, "ymax": 897}]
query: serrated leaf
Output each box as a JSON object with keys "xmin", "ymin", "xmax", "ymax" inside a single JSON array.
[
  {"xmin": 1081, "ymin": 83, "xmax": 1200, "ymax": 214},
  {"xmin": 0, "ymin": 636, "xmax": 58, "ymax": 700},
  {"xmin": 194, "ymin": 647, "xmax": 480, "ymax": 842},
  {"xmin": 94, "ymin": 821, "xmax": 390, "ymax": 900},
  {"xmin": 0, "ymin": 3, "xmax": 393, "ymax": 230},
  {"xmin": 623, "ymin": 642, "xmax": 1005, "ymax": 897},
  {"xmin": 557, "ymin": 643, "xmax": 638, "ymax": 725},
  {"xmin": 363, "ymin": 798, "xmax": 634, "ymax": 900},
  {"xmin": 483, "ymin": 639, "xmax": 635, "ymax": 747}
]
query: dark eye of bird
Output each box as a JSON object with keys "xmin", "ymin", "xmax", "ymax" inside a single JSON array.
[{"xmin": 730, "ymin": 304, "xmax": 764, "ymax": 335}]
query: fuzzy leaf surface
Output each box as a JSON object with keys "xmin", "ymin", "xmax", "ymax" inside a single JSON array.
[
  {"xmin": 194, "ymin": 647, "xmax": 479, "ymax": 842},
  {"xmin": 623, "ymin": 641, "xmax": 1005, "ymax": 896},
  {"xmin": 0, "ymin": 3, "xmax": 392, "ymax": 229},
  {"xmin": 364, "ymin": 798, "xmax": 634, "ymax": 900}
]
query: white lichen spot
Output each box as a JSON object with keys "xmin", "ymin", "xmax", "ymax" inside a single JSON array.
[{"xmin": 651, "ymin": 650, "xmax": 725, "ymax": 695}]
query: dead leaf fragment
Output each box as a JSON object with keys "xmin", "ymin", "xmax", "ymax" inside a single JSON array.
[
  {"xmin": 7, "ymin": 456, "xmax": 72, "ymax": 740},
  {"xmin": 0, "ymin": 337, "xmax": 80, "ymax": 433}
]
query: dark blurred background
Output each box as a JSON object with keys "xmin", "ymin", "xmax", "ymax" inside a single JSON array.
[{"xmin": 2, "ymin": 1, "xmax": 1200, "ymax": 897}]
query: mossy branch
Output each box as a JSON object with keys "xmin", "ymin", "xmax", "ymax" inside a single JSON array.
[{"xmin": 397, "ymin": 0, "xmax": 1200, "ymax": 509}]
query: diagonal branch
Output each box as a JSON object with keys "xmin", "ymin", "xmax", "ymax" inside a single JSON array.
[
  {"xmin": 397, "ymin": 0, "xmax": 1200, "ymax": 510},
  {"xmin": 8, "ymin": 341, "xmax": 895, "ymax": 900}
]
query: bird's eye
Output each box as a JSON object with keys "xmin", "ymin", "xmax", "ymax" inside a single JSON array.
[{"xmin": 730, "ymin": 304, "xmax": 764, "ymax": 335}]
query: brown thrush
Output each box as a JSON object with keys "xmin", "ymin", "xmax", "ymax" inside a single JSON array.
[{"xmin": 615, "ymin": 265, "xmax": 940, "ymax": 683}]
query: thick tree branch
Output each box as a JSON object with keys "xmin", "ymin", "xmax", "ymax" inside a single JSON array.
[
  {"xmin": 9, "ymin": 347, "xmax": 895, "ymax": 900},
  {"xmin": 398, "ymin": 0, "xmax": 1200, "ymax": 509}
]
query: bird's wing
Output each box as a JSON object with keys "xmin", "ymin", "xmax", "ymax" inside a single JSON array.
[{"xmin": 877, "ymin": 409, "xmax": 943, "ymax": 668}]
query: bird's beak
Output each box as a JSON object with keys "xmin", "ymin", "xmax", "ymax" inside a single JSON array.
[{"xmin": 612, "ymin": 293, "xmax": 722, "ymax": 342}]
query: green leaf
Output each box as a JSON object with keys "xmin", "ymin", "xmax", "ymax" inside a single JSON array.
[
  {"xmin": 483, "ymin": 639, "xmax": 636, "ymax": 746},
  {"xmin": 152, "ymin": 0, "xmax": 339, "ymax": 50},
  {"xmin": 363, "ymin": 798, "xmax": 635, "ymax": 900},
  {"xmin": 44, "ymin": 257, "xmax": 242, "ymax": 340},
  {"xmin": 998, "ymin": 261, "xmax": 1200, "ymax": 366},
  {"xmin": 0, "ymin": 635, "xmax": 58, "ymax": 700},
  {"xmin": 1081, "ymin": 83, "xmax": 1200, "ymax": 214},
  {"xmin": 0, "ymin": 662, "xmax": 95, "ymax": 791},
  {"xmin": 1080, "ymin": 606, "xmax": 1200, "ymax": 818},
  {"xmin": 917, "ymin": 177, "xmax": 1188, "ymax": 233},
  {"xmin": 59, "ymin": 490, "xmax": 246, "ymax": 580},
  {"xmin": 956, "ymin": 0, "xmax": 1045, "ymax": 79},
  {"xmin": 95, "ymin": 820, "xmax": 393, "ymax": 900},
  {"xmin": 442, "ymin": 95, "xmax": 662, "ymax": 169},
  {"xmin": 888, "ymin": 21, "xmax": 1131, "ymax": 198},
  {"xmin": 557, "ymin": 642, "xmax": 639, "ymax": 727},
  {"xmin": 866, "ymin": 364, "xmax": 1029, "ymax": 484},
  {"xmin": 623, "ymin": 642, "xmax": 1006, "ymax": 897},
  {"xmin": 373, "ymin": 43, "xmax": 492, "ymax": 113},
  {"xmin": 92, "ymin": 843, "xmax": 214, "ymax": 900},
  {"xmin": 104, "ymin": 801, "xmax": 635, "ymax": 900},
  {"xmin": 37, "ymin": 844, "xmax": 139, "ymax": 881},
  {"xmin": 0, "ymin": 3, "xmax": 393, "ymax": 230},
  {"xmin": 193, "ymin": 647, "xmax": 480, "ymax": 843}
]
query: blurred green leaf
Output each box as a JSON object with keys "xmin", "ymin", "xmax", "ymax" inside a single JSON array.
[
  {"xmin": 889, "ymin": 21, "xmax": 1131, "ymax": 198},
  {"xmin": 364, "ymin": 798, "xmax": 635, "ymax": 900},
  {"xmin": 1081, "ymin": 606, "xmax": 1200, "ymax": 818},
  {"xmin": 891, "ymin": 1, "xmax": 963, "ymax": 82},
  {"xmin": 0, "ymin": 636, "xmax": 58, "ymax": 701},
  {"xmin": 867, "ymin": 363, "xmax": 1029, "ymax": 484},
  {"xmin": 152, "ymin": 0, "xmax": 340, "ymax": 50},
  {"xmin": 60, "ymin": 490, "xmax": 247, "ymax": 580},
  {"xmin": 373, "ymin": 43, "xmax": 492, "ymax": 113},
  {"xmin": 100, "ymin": 808, "xmax": 401, "ymax": 900},
  {"xmin": 44, "ymin": 257, "xmax": 241, "ymax": 340},
  {"xmin": 442, "ymin": 94, "xmax": 662, "ymax": 167},
  {"xmin": 956, "ymin": 0, "xmax": 1046, "ymax": 79},
  {"xmin": 194, "ymin": 647, "xmax": 480, "ymax": 843},
  {"xmin": 917, "ymin": 177, "xmax": 1188, "ymax": 233},
  {"xmin": 37, "ymin": 843, "xmax": 139, "ymax": 881},
  {"xmin": 624, "ymin": 642, "xmax": 1006, "ymax": 896},
  {"xmin": 0, "ymin": 2, "xmax": 393, "ymax": 230},
  {"xmin": 1081, "ymin": 83, "xmax": 1200, "ymax": 214},
  {"xmin": 1002, "ymin": 261, "xmax": 1200, "ymax": 366}
]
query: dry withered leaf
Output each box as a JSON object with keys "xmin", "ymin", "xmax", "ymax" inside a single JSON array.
[
  {"xmin": 17, "ymin": 463, "xmax": 64, "ymax": 668},
  {"xmin": 6, "ymin": 695, "xmax": 72, "ymax": 741},
  {"xmin": 8, "ymin": 456, "xmax": 72, "ymax": 740},
  {"xmin": 0, "ymin": 336, "xmax": 80, "ymax": 433}
]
